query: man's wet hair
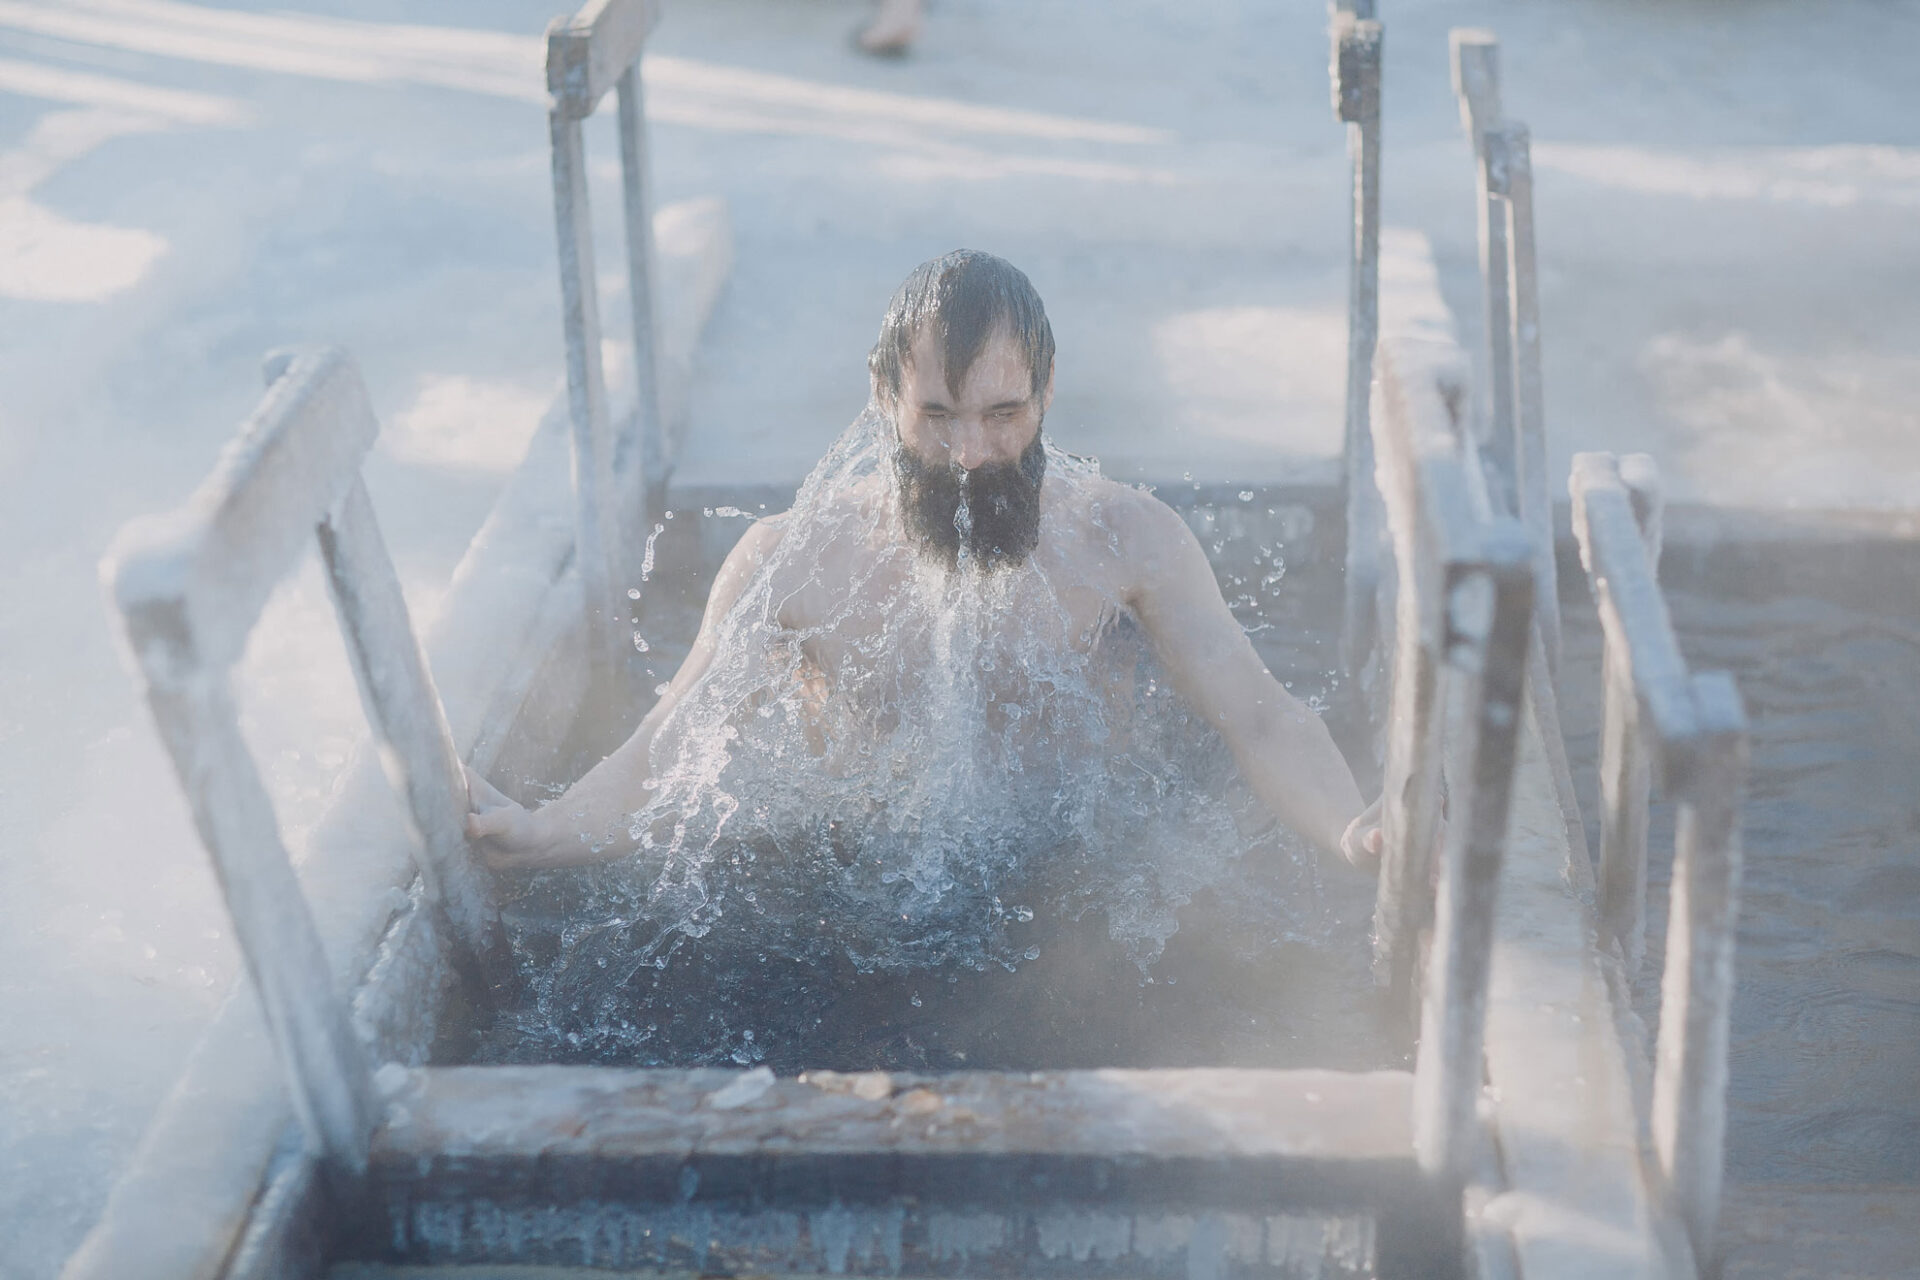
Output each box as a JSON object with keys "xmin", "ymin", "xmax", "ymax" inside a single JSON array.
[{"xmin": 869, "ymin": 250, "xmax": 1055, "ymax": 407}]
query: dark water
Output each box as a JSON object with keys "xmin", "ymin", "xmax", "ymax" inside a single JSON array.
[
  {"xmin": 1555, "ymin": 529, "xmax": 1920, "ymax": 1272},
  {"xmin": 453, "ymin": 492, "xmax": 1402, "ymax": 1077}
]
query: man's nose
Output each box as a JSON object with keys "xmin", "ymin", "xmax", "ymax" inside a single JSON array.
[{"xmin": 950, "ymin": 422, "xmax": 993, "ymax": 470}]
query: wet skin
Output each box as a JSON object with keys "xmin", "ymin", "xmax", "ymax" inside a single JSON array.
[{"xmin": 468, "ymin": 328, "xmax": 1384, "ymax": 872}]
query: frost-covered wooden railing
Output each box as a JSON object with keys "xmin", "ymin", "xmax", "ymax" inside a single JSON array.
[
  {"xmin": 1449, "ymin": 28, "xmax": 1560, "ymax": 674},
  {"xmin": 104, "ymin": 346, "xmax": 507, "ymax": 1195},
  {"xmin": 1363, "ymin": 321, "xmax": 1535, "ymax": 1188},
  {"xmin": 547, "ymin": 0, "xmax": 667, "ymax": 677},
  {"xmin": 1569, "ymin": 451, "xmax": 1749, "ymax": 1270}
]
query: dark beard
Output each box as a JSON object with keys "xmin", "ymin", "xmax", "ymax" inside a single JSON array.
[{"xmin": 892, "ymin": 430, "xmax": 1047, "ymax": 572}]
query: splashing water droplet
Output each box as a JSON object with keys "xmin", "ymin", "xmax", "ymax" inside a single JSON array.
[{"xmin": 640, "ymin": 524, "xmax": 665, "ymax": 580}]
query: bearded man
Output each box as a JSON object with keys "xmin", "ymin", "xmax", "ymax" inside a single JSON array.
[{"xmin": 466, "ymin": 250, "xmax": 1384, "ymax": 877}]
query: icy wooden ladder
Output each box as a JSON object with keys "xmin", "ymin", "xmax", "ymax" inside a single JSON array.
[
  {"xmin": 1570, "ymin": 451, "xmax": 1749, "ymax": 1270},
  {"xmin": 105, "ymin": 346, "xmax": 507, "ymax": 1195}
]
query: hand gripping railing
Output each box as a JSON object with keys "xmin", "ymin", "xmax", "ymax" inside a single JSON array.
[
  {"xmin": 1449, "ymin": 29, "xmax": 1560, "ymax": 675},
  {"xmin": 1330, "ymin": 1, "xmax": 1383, "ymax": 680},
  {"xmin": 1366, "ymin": 329, "xmax": 1536, "ymax": 1188},
  {"xmin": 546, "ymin": 0, "xmax": 667, "ymax": 679},
  {"xmin": 1570, "ymin": 451, "xmax": 1749, "ymax": 1270},
  {"xmin": 104, "ymin": 347, "xmax": 509, "ymax": 1198}
]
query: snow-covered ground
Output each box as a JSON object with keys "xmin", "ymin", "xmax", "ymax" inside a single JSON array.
[{"xmin": 0, "ymin": 1, "xmax": 1916, "ymax": 1277}]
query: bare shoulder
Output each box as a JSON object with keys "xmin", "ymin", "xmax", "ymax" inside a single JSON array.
[
  {"xmin": 1075, "ymin": 478, "xmax": 1200, "ymax": 584},
  {"xmin": 708, "ymin": 511, "xmax": 791, "ymax": 608},
  {"xmin": 727, "ymin": 510, "xmax": 790, "ymax": 565},
  {"xmin": 1048, "ymin": 473, "xmax": 1177, "ymax": 545}
]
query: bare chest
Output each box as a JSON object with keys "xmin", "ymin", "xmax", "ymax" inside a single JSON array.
[{"xmin": 777, "ymin": 552, "xmax": 1137, "ymax": 733}]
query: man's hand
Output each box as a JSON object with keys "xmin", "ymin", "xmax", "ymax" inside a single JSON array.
[
  {"xmin": 464, "ymin": 765, "xmax": 552, "ymax": 871},
  {"xmin": 1339, "ymin": 795, "xmax": 1385, "ymax": 872}
]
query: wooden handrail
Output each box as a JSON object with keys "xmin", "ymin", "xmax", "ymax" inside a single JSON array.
[
  {"xmin": 546, "ymin": 0, "xmax": 662, "ymax": 120},
  {"xmin": 1449, "ymin": 29, "xmax": 1515, "ymax": 517},
  {"xmin": 1569, "ymin": 450, "xmax": 1749, "ymax": 1270},
  {"xmin": 1367, "ymin": 325, "xmax": 1536, "ymax": 1188},
  {"xmin": 104, "ymin": 346, "xmax": 509, "ymax": 1193},
  {"xmin": 545, "ymin": 0, "xmax": 669, "ymax": 686},
  {"xmin": 1330, "ymin": 9, "xmax": 1385, "ymax": 680},
  {"xmin": 1481, "ymin": 121, "xmax": 1560, "ymax": 675}
]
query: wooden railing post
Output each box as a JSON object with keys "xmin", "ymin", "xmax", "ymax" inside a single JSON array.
[
  {"xmin": 314, "ymin": 471, "xmax": 516, "ymax": 997},
  {"xmin": 616, "ymin": 61, "xmax": 666, "ymax": 514},
  {"xmin": 1450, "ymin": 30, "xmax": 1517, "ymax": 517},
  {"xmin": 545, "ymin": 0, "xmax": 665, "ymax": 689},
  {"xmin": 1331, "ymin": 9, "xmax": 1386, "ymax": 681},
  {"xmin": 1412, "ymin": 528, "xmax": 1532, "ymax": 1183},
  {"xmin": 1653, "ymin": 671, "xmax": 1748, "ymax": 1271},
  {"xmin": 1367, "ymin": 337, "xmax": 1461, "ymax": 1003},
  {"xmin": 1482, "ymin": 122, "xmax": 1560, "ymax": 674},
  {"xmin": 1572, "ymin": 452, "xmax": 1675, "ymax": 976},
  {"xmin": 546, "ymin": 97, "xmax": 626, "ymax": 684},
  {"xmin": 135, "ymin": 675, "xmax": 379, "ymax": 1185}
]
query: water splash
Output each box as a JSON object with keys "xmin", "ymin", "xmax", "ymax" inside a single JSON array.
[{"xmin": 489, "ymin": 405, "xmax": 1347, "ymax": 1064}]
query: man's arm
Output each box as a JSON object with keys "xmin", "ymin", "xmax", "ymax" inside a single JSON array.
[
  {"xmin": 466, "ymin": 515, "xmax": 788, "ymax": 870},
  {"xmin": 1119, "ymin": 493, "xmax": 1381, "ymax": 868}
]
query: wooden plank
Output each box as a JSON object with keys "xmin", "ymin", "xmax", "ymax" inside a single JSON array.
[
  {"xmin": 349, "ymin": 1211, "xmax": 1383, "ymax": 1279},
  {"xmin": 106, "ymin": 346, "xmax": 376, "ymax": 678},
  {"xmin": 548, "ymin": 109, "xmax": 627, "ymax": 683},
  {"xmin": 366, "ymin": 1067, "xmax": 1440, "ymax": 1275},
  {"xmin": 366, "ymin": 1067, "xmax": 1429, "ymax": 1272},
  {"xmin": 1449, "ymin": 29, "xmax": 1517, "ymax": 517},
  {"xmin": 316, "ymin": 476, "xmax": 510, "ymax": 990},
  {"xmin": 1479, "ymin": 697, "xmax": 1694, "ymax": 1280},
  {"xmin": 1331, "ymin": 14, "xmax": 1385, "ymax": 681},
  {"xmin": 546, "ymin": 0, "xmax": 662, "ymax": 120},
  {"xmin": 377, "ymin": 1067, "xmax": 1414, "ymax": 1173},
  {"xmin": 1483, "ymin": 122, "xmax": 1561, "ymax": 677},
  {"xmin": 1651, "ymin": 671, "xmax": 1748, "ymax": 1271}
]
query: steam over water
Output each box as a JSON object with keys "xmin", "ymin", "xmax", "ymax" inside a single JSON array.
[{"xmin": 472, "ymin": 409, "xmax": 1371, "ymax": 1069}]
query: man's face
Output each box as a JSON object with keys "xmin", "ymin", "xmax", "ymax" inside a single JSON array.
[{"xmin": 887, "ymin": 326, "xmax": 1055, "ymax": 571}]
